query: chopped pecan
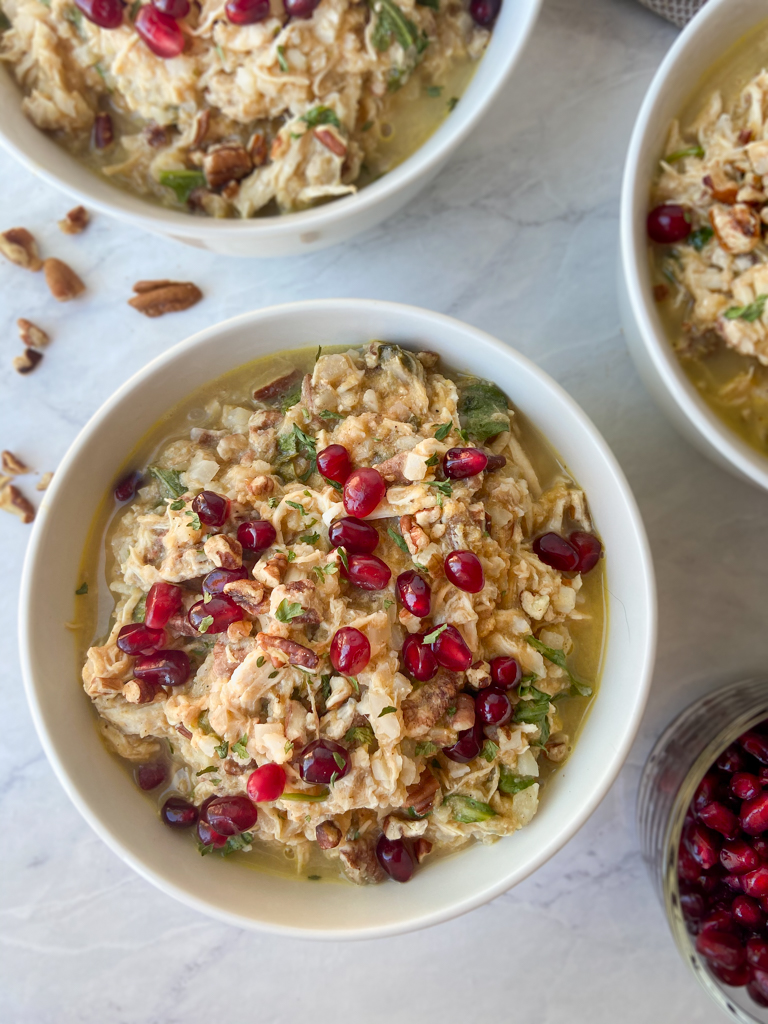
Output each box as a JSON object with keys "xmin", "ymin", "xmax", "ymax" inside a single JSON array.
[
  {"xmin": 1, "ymin": 450, "xmax": 29, "ymax": 475},
  {"xmin": 315, "ymin": 820, "xmax": 342, "ymax": 850},
  {"xmin": 250, "ymin": 410, "xmax": 283, "ymax": 430},
  {"xmin": 313, "ymin": 126, "xmax": 347, "ymax": 157},
  {"xmin": 192, "ymin": 109, "xmax": 211, "ymax": 148},
  {"xmin": 224, "ymin": 579, "xmax": 266, "ymax": 615},
  {"xmin": 122, "ymin": 679, "xmax": 162, "ymax": 704},
  {"xmin": 167, "ymin": 612, "xmax": 200, "ymax": 637},
  {"xmin": 446, "ymin": 692, "xmax": 475, "ymax": 732},
  {"xmin": 338, "ymin": 835, "xmax": 386, "ymax": 885},
  {"xmin": 128, "ymin": 280, "xmax": 202, "ymax": 317},
  {"xmin": 44, "ymin": 258, "xmax": 85, "ymax": 301},
  {"xmin": 402, "ymin": 668, "xmax": 462, "ymax": 738},
  {"xmin": 399, "ymin": 514, "xmax": 430, "ymax": 556},
  {"xmin": 37, "ymin": 471, "xmax": 54, "ymax": 491},
  {"xmin": 145, "ymin": 123, "xmax": 169, "ymax": 148},
  {"xmin": 176, "ymin": 724, "xmax": 193, "ymax": 739},
  {"xmin": 405, "ymin": 769, "xmax": 440, "ymax": 816},
  {"xmin": 545, "ymin": 736, "xmax": 569, "ymax": 762},
  {"xmin": 203, "ymin": 533, "xmax": 243, "ymax": 569},
  {"xmin": 188, "ymin": 188, "xmax": 230, "ymax": 218},
  {"xmin": 248, "ymin": 130, "xmax": 268, "ymax": 167},
  {"xmin": 466, "ymin": 660, "xmax": 491, "ymax": 690},
  {"xmin": 190, "ymin": 427, "xmax": 227, "ymax": 446},
  {"xmin": 13, "ymin": 349, "xmax": 43, "ymax": 374},
  {"xmin": 203, "ymin": 143, "xmax": 253, "ymax": 190},
  {"xmin": 248, "ymin": 475, "xmax": 275, "ymax": 497},
  {"xmin": 383, "ymin": 814, "xmax": 428, "ymax": 840},
  {"xmin": 709, "ymin": 203, "xmax": 761, "ymax": 254},
  {"xmin": 58, "ymin": 206, "xmax": 90, "ymax": 235},
  {"xmin": 93, "ymin": 112, "xmax": 114, "ymax": 149},
  {"xmin": 703, "ymin": 168, "xmax": 739, "ymax": 204},
  {"xmin": 220, "ymin": 181, "xmax": 240, "ymax": 201},
  {"xmin": 17, "ymin": 318, "xmax": 50, "ymax": 348},
  {"xmin": 227, "ymin": 619, "xmax": 252, "ymax": 641},
  {"xmin": 376, "ymin": 452, "xmax": 409, "ymax": 484},
  {"xmin": 256, "ymin": 632, "xmax": 319, "ymax": 669},
  {"xmin": 413, "ymin": 838, "xmax": 433, "ymax": 863},
  {"xmin": 257, "ymin": 551, "xmax": 288, "ymax": 588},
  {"xmin": 252, "ymin": 368, "xmax": 302, "ymax": 404},
  {"xmin": 0, "ymin": 228, "xmax": 42, "ymax": 271},
  {"xmin": 223, "ymin": 757, "xmax": 257, "ymax": 775},
  {"xmin": 0, "ymin": 484, "xmax": 35, "ymax": 523}
]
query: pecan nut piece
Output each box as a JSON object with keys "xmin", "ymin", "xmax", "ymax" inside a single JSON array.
[
  {"xmin": 17, "ymin": 318, "xmax": 50, "ymax": 348},
  {"xmin": 58, "ymin": 206, "xmax": 90, "ymax": 235},
  {"xmin": 223, "ymin": 579, "xmax": 266, "ymax": 615},
  {"xmin": 402, "ymin": 668, "xmax": 463, "ymax": 738},
  {"xmin": 710, "ymin": 203, "xmax": 762, "ymax": 254},
  {"xmin": 93, "ymin": 112, "xmax": 114, "ymax": 149},
  {"xmin": 256, "ymin": 632, "xmax": 319, "ymax": 669},
  {"xmin": 0, "ymin": 483, "xmax": 35, "ymax": 523},
  {"xmin": 405, "ymin": 769, "xmax": 440, "ymax": 816},
  {"xmin": 413, "ymin": 838, "xmax": 433, "ymax": 863},
  {"xmin": 203, "ymin": 534, "xmax": 243, "ymax": 570},
  {"xmin": 128, "ymin": 281, "xmax": 203, "ymax": 318},
  {"xmin": 1, "ymin": 450, "xmax": 29, "ymax": 475},
  {"xmin": 0, "ymin": 228, "xmax": 42, "ymax": 271},
  {"xmin": 248, "ymin": 130, "xmax": 268, "ymax": 167},
  {"xmin": 338, "ymin": 835, "xmax": 386, "ymax": 885},
  {"xmin": 252, "ymin": 368, "xmax": 302, "ymax": 403},
  {"xmin": 203, "ymin": 144, "xmax": 253, "ymax": 190},
  {"xmin": 703, "ymin": 169, "xmax": 739, "ymax": 205},
  {"xmin": 313, "ymin": 126, "xmax": 347, "ymax": 157},
  {"xmin": 122, "ymin": 679, "xmax": 162, "ymax": 704},
  {"xmin": 13, "ymin": 349, "xmax": 43, "ymax": 374},
  {"xmin": 44, "ymin": 258, "xmax": 85, "ymax": 301},
  {"xmin": 315, "ymin": 820, "xmax": 342, "ymax": 850}
]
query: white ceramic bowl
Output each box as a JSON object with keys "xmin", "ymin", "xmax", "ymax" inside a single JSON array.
[
  {"xmin": 0, "ymin": 1, "xmax": 540, "ymax": 258},
  {"xmin": 19, "ymin": 299, "xmax": 656, "ymax": 938},
  {"xmin": 619, "ymin": 0, "xmax": 768, "ymax": 491}
]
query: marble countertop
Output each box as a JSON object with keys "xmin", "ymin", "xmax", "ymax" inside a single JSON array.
[{"xmin": 2, "ymin": 0, "xmax": 763, "ymax": 1020}]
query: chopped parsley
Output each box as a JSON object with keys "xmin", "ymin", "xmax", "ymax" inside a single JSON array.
[
  {"xmin": 383, "ymin": 598, "xmax": 394, "ymax": 609},
  {"xmin": 426, "ymin": 480, "xmax": 452, "ymax": 497},
  {"xmin": 287, "ymin": 550, "xmax": 297, "ymax": 562},
  {"xmin": 149, "ymin": 466, "xmax": 186, "ymax": 499},
  {"xmin": 277, "ymin": 424, "xmax": 318, "ymax": 481},
  {"xmin": 426, "ymin": 86, "xmax": 442, "ymax": 99},
  {"xmin": 447, "ymin": 96, "xmax": 458, "ymax": 112},
  {"xmin": 268, "ymin": 497, "xmax": 280, "ymax": 508},
  {"xmin": 256, "ymin": 656, "xmax": 266, "ymax": 668},
  {"xmin": 498, "ymin": 767, "xmax": 537, "ymax": 796},
  {"xmin": 268, "ymin": 670, "xmax": 279, "ymax": 679},
  {"xmin": 75, "ymin": 582, "xmax": 88, "ymax": 595},
  {"xmin": 387, "ymin": 526, "xmax": 410, "ymax": 554},
  {"xmin": 300, "ymin": 106, "xmax": 341, "ymax": 129},
  {"xmin": 275, "ymin": 599, "xmax": 304, "ymax": 623},
  {"xmin": 231, "ymin": 734, "xmax": 249, "ymax": 758},
  {"xmin": 337, "ymin": 546, "xmax": 350, "ymax": 572},
  {"xmin": 724, "ymin": 294, "xmax": 768, "ymax": 323},
  {"xmin": 422, "ymin": 623, "xmax": 448, "ymax": 644},
  {"xmin": 525, "ymin": 635, "xmax": 592, "ymax": 696},
  {"xmin": 434, "ymin": 421, "xmax": 452, "ymax": 441},
  {"xmin": 319, "ymin": 409, "xmax": 343, "ymax": 423},
  {"xmin": 345, "ymin": 725, "xmax": 375, "ymax": 746},
  {"xmin": 415, "ymin": 740, "xmax": 439, "ymax": 756},
  {"xmin": 300, "ymin": 532, "xmax": 320, "ymax": 544},
  {"xmin": 425, "ymin": 453, "xmax": 440, "ymax": 467},
  {"xmin": 689, "ymin": 226, "xmax": 714, "ymax": 252},
  {"xmin": 512, "ymin": 685, "xmax": 553, "ymax": 745},
  {"xmin": 369, "ymin": 0, "xmax": 428, "ymax": 56},
  {"xmin": 458, "ymin": 378, "xmax": 509, "ymax": 443},
  {"xmin": 196, "ymin": 766, "xmax": 218, "ymax": 776},
  {"xmin": 185, "ymin": 510, "xmax": 202, "ymax": 531},
  {"xmin": 214, "ymin": 740, "xmax": 229, "ymax": 759},
  {"xmin": 169, "ymin": 499, "xmax": 185, "ymax": 511},
  {"xmin": 286, "ymin": 500, "xmax": 308, "ymax": 514},
  {"xmin": 313, "ymin": 562, "xmax": 339, "ymax": 582},
  {"xmin": 379, "ymin": 706, "xmax": 397, "ymax": 717},
  {"xmin": 197, "ymin": 615, "xmax": 214, "ymax": 634},
  {"xmin": 324, "ymin": 477, "xmax": 343, "ymax": 492},
  {"xmin": 480, "ymin": 739, "xmax": 499, "ymax": 763}
]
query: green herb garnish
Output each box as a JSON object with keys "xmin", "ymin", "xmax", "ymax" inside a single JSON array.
[
  {"xmin": 415, "ymin": 741, "xmax": 439, "ymax": 756},
  {"xmin": 480, "ymin": 739, "xmax": 499, "ymax": 763},
  {"xmin": 132, "ymin": 593, "xmax": 146, "ymax": 622},
  {"xmin": 75, "ymin": 582, "xmax": 88, "ymax": 595},
  {"xmin": 282, "ymin": 789, "xmax": 329, "ymax": 802},
  {"xmin": 434, "ymin": 422, "xmax": 452, "ymax": 441},
  {"xmin": 231, "ymin": 734, "xmax": 249, "ymax": 758},
  {"xmin": 512, "ymin": 685, "xmax": 553, "ymax": 745},
  {"xmin": 300, "ymin": 106, "xmax": 341, "ymax": 129},
  {"xmin": 345, "ymin": 725, "xmax": 375, "ymax": 746},
  {"xmin": 276, "ymin": 44, "xmax": 289, "ymax": 72},
  {"xmin": 422, "ymin": 623, "xmax": 448, "ymax": 644},
  {"xmin": 197, "ymin": 615, "xmax": 214, "ymax": 634},
  {"xmin": 286, "ymin": 500, "xmax": 307, "ymax": 514},
  {"xmin": 196, "ymin": 766, "xmax": 218, "ymax": 776},
  {"xmin": 300, "ymin": 532, "xmax": 320, "ymax": 544},
  {"xmin": 214, "ymin": 740, "xmax": 229, "ymax": 759},
  {"xmin": 387, "ymin": 527, "xmax": 410, "ymax": 554},
  {"xmin": 169, "ymin": 499, "xmax": 185, "ymax": 511},
  {"xmin": 426, "ymin": 480, "xmax": 452, "ymax": 497},
  {"xmin": 319, "ymin": 409, "xmax": 343, "ymax": 422},
  {"xmin": 458, "ymin": 378, "xmax": 509, "ymax": 443},
  {"xmin": 379, "ymin": 706, "xmax": 397, "ymax": 717},
  {"xmin": 664, "ymin": 145, "xmax": 704, "ymax": 163},
  {"xmin": 724, "ymin": 294, "xmax": 768, "ymax": 323},
  {"xmin": 446, "ymin": 794, "xmax": 496, "ymax": 823},
  {"xmin": 689, "ymin": 226, "xmax": 714, "ymax": 252},
  {"xmin": 157, "ymin": 170, "xmax": 206, "ymax": 204},
  {"xmin": 525, "ymin": 635, "xmax": 592, "ymax": 696},
  {"xmin": 185, "ymin": 510, "xmax": 202, "ymax": 531},
  {"xmin": 370, "ymin": 0, "xmax": 428, "ymax": 56},
  {"xmin": 498, "ymin": 767, "xmax": 537, "ymax": 796},
  {"xmin": 447, "ymin": 96, "xmax": 458, "ymax": 112},
  {"xmin": 149, "ymin": 466, "xmax": 186, "ymax": 499}
]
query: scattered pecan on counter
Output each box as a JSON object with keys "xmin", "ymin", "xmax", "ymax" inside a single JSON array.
[
  {"xmin": 128, "ymin": 280, "xmax": 203, "ymax": 318},
  {"xmin": 58, "ymin": 206, "xmax": 90, "ymax": 235},
  {"xmin": 43, "ymin": 257, "xmax": 85, "ymax": 301},
  {"xmin": 0, "ymin": 228, "xmax": 42, "ymax": 271}
]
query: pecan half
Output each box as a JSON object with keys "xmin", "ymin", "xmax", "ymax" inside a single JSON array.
[
  {"xmin": 203, "ymin": 144, "xmax": 253, "ymax": 190},
  {"xmin": 1, "ymin": 451, "xmax": 29, "ymax": 475},
  {"xmin": 315, "ymin": 820, "xmax": 342, "ymax": 850},
  {"xmin": 224, "ymin": 579, "xmax": 267, "ymax": 615},
  {"xmin": 405, "ymin": 769, "xmax": 440, "ymax": 816},
  {"xmin": 0, "ymin": 228, "xmax": 42, "ymax": 271},
  {"xmin": 58, "ymin": 205, "xmax": 90, "ymax": 235},
  {"xmin": 17, "ymin": 318, "xmax": 50, "ymax": 348},
  {"xmin": 376, "ymin": 452, "xmax": 409, "ymax": 484},
  {"xmin": 256, "ymin": 633, "xmax": 319, "ymax": 669},
  {"xmin": 122, "ymin": 679, "xmax": 162, "ymax": 704},
  {"xmin": 402, "ymin": 668, "xmax": 463, "ymax": 738},
  {"xmin": 313, "ymin": 126, "xmax": 347, "ymax": 157},
  {"xmin": 128, "ymin": 281, "xmax": 202, "ymax": 318},
  {"xmin": 203, "ymin": 533, "xmax": 243, "ymax": 569},
  {"xmin": 0, "ymin": 483, "xmax": 35, "ymax": 523},
  {"xmin": 13, "ymin": 349, "xmax": 43, "ymax": 374},
  {"xmin": 338, "ymin": 835, "xmax": 386, "ymax": 885},
  {"xmin": 44, "ymin": 258, "xmax": 85, "ymax": 301}
]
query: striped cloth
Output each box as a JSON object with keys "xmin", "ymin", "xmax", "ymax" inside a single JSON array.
[{"xmin": 636, "ymin": 0, "xmax": 707, "ymax": 28}]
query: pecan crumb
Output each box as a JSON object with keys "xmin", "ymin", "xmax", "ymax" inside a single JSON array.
[
  {"xmin": 1, "ymin": 450, "xmax": 30, "ymax": 475},
  {"xmin": 17, "ymin": 318, "xmax": 50, "ymax": 348},
  {"xmin": 313, "ymin": 126, "xmax": 347, "ymax": 157},
  {"xmin": 37, "ymin": 471, "xmax": 54, "ymax": 491},
  {"xmin": 203, "ymin": 143, "xmax": 253, "ymax": 190},
  {"xmin": 0, "ymin": 228, "xmax": 42, "ymax": 271},
  {"xmin": 315, "ymin": 820, "xmax": 342, "ymax": 850},
  {"xmin": 58, "ymin": 206, "xmax": 90, "ymax": 235},
  {"xmin": 13, "ymin": 349, "xmax": 43, "ymax": 374},
  {"xmin": 43, "ymin": 258, "xmax": 85, "ymax": 302},
  {"xmin": 128, "ymin": 280, "xmax": 203, "ymax": 318},
  {"xmin": 0, "ymin": 483, "xmax": 35, "ymax": 523}
]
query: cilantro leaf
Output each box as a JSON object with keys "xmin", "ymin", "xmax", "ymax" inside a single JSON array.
[
  {"xmin": 423, "ymin": 623, "xmax": 448, "ymax": 644},
  {"xmin": 512, "ymin": 685, "xmax": 553, "ymax": 745},
  {"xmin": 231, "ymin": 734, "xmax": 249, "ymax": 758},
  {"xmin": 169, "ymin": 499, "xmax": 185, "ymax": 511},
  {"xmin": 434, "ymin": 422, "xmax": 452, "ymax": 441},
  {"xmin": 300, "ymin": 532, "xmax": 320, "ymax": 544},
  {"xmin": 524, "ymin": 636, "xmax": 592, "ymax": 696},
  {"xmin": 446, "ymin": 794, "xmax": 496, "ymax": 823},
  {"xmin": 300, "ymin": 106, "xmax": 341, "ymax": 129},
  {"xmin": 724, "ymin": 294, "xmax": 768, "ymax": 323},
  {"xmin": 498, "ymin": 767, "xmax": 537, "ymax": 796},
  {"xmin": 214, "ymin": 740, "xmax": 229, "ymax": 759},
  {"xmin": 379, "ymin": 706, "xmax": 397, "ymax": 717}
]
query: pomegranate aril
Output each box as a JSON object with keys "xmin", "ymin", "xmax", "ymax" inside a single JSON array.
[
  {"xmin": 685, "ymin": 822, "xmax": 722, "ymax": 869},
  {"xmin": 569, "ymin": 531, "xmax": 602, "ymax": 574},
  {"xmin": 532, "ymin": 532, "xmax": 579, "ymax": 572},
  {"xmin": 743, "ymin": 866, "xmax": 768, "ymax": 897},
  {"xmin": 443, "ymin": 720, "xmax": 484, "ymax": 763},
  {"xmin": 490, "ymin": 656, "xmax": 521, "ymax": 690},
  {"xmin": 695, "ymin": 930, "xmax": 746, "ymax": 970},
  {"xmin": 741, "ymin": 793, "xmax": 768, "ymax": 835},
  {"xmin": 247, "ymin": 762, "xmax": 286, "ymax": 803},
  {"xmin": 443, "ymin": 447, "xmax": 488, "ymax": 479},
  {"xmin": 192, "ymin": 490, "xmax": 230, "ymax": 527},
  {"xmin": 699, "ymin": 801, "xmax": 740, "ymax": 839},
  {"xmin": 432, "ymin": 624, "xmax": 472, "ymax": 672},
  {"xmin": 134, "ymin": 649, "xmax": 190, "ymax": 687},
  {"xmin": 135, "ymin": 762, "xmax": 167, "ymax": 791},
  {"xmin": 342, "ymin": 553, "xmax": 391, "ymax": 591},
  {"xmin": 749, "ymin": 981, "xmax": 768, "ymax": 1007},
  {"xmin": 93, "ymin": 112, "xmax": 114, "ymax": 149},
  {"xmin": 329, "ymin": 516, "xmax": 378, "ymax": 554},
  {"xmin": 694, "ymin": 773, "xmax": 721, "ymax": 816},
  {"xmin": 153, "ymin": 0, "xmax": 189, "ymax": 15},
  {"xmin": 755, "ymin": 839, "xmax": 768, "ymax": 861},
  {"xmin": 317, "ymin": 444, "xmax": 351, "ymax": 485},
  {"xmin": 202, "ymin": 566, "xmax": 248, "ymax": 596},
  {"xmin": 145, "ymin": 581, "xmax": 183, "ymax": 629},
  {"xmin": 476, "ymin": 688, "xmax": 512, "ymax": 726},
  {"xmin": 397, "ymin": 570, "xmax": 431, "ymax": 617},
  {"xmin": 117, "ymin": 623, "xmax": 165, "ymax": 654},
  {"xmin": 724, "ymin": 873, "xmax": 744, "ymax": 892},
  {"xmin": 679, "ymin": 843, "xmax": 704, "ymax": 883},
  {"xmin": 376, "ymin": 835, "xmax": 416, "ymax": 883},
  {"xmin": 647, "ymin": 203, "xmax": 692, "ymax": 244},
  {"xmin": 188, "ymin": 595, "xmax": 242, "ymax": 634},
  {"xmin": 205, "ymin": 796, "xmax": 257, "ymax": 836},
  {"xmin": 135, "ymin": 5, "xmax": 185, "ymax": 59},
  {"xmin": 469, "ymin": 0, "xmax": 499, "ymax": 26},
  {"xmin": 237, "ymin": 519, "xmax": 276, "ymax": 552},
  {"xmin": 444, "ymin": 550, "xmax": 484, "ymax": 593},
  {"xmin": 161, "ymin": 796, "xmax": 198, "ymax": 828},
  {"xmin": 700, "ymin": 908, "xmax": 736, "ymax": 934},
  {"xmin": 197, "ymin": 818, "xmax": 228, "ymax": 848},
  {"xmin": 754, "ymin": 968, "xmax": 768, "ymax": 1002},
  {"xmin": 343, "ymin": 467, "xmax": 385, "ymax": 518},
  {"xmin": 741, "ymin": 731, "xmax": 768, "ymax": 765},
  {"xmin": 721, "ymin": 839, "xmax": 761, "ymax": 875},
  {"xmin": 75, "ymin": 0, "xmax": 123, "ymax": 28},
  {"xmin": 733, "ymin": 895, "xmax": 764, "ymax": 930},
  {"xmin": 732, "ymin": 772, "xmax": 762, "ymax": 802},
  {"xmin": 681, "ymin": 891, "xmax": 706, "ymax": 932},
  {"xmin": 747, "ymin": 938, "xmax": 768, "ymax": 971},
  {"xmin": 114, "ymin": 470, "xmax": 142, "ymax": 502},
  {"xmin": 283, "ymin": 0, "xmax": 320, "ymax": 16},
  {"xmin": 298, "ymin": 739, "xmax": 349, "ymax": 784},
  {"xmin": 718, "ymin": 744, "xmax": 748, "ymax": 773},
  {"xmin": 710, "ymin": 962, "xmax": 750, "ymax": 987},
  {"xmin": 402, "ymin": 632, "xmax": 438, "ymax": 682},
  {"xmin": 330, "ymin": 626, "xmax": 371, "ymax": 676},
  {"xmin": 760, "ymin": 767, "xmax": 768, "ymax": 786},
  {"xmin": 225, "ymin": 0, "xmax": 270, "ymax": 21}
]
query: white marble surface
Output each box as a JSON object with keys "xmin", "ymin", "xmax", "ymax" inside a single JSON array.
[{"xmin": 2, "ymin": 0, "xmax": 765, "ymax": 1019}]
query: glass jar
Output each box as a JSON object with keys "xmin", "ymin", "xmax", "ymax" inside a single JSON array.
[{"xmin": 637, "ymin": 678, "xmax": 768, "ymax": 1023}]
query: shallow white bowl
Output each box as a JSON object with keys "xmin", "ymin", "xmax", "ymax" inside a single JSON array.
[
  {"xmin": 19, "ymin": 299, "xmax": 656, "ymax": 938},
  {"xmin": 0, "ymin": 0, "xmax": 540, "ymax": 258},
  {"xmin": 619, "ymin": 0, "xmax": 768, "ymax": 491}
]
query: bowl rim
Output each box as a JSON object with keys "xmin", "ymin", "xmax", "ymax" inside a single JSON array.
[
  {"xmin": 0, "ymin": 0, "xmax": 542, "ymax": 242},
  {"xmin": 619, "ymin": 0, "xmax": 768, "ymax": 492},
  {"xmin": 18, "ymin": 299, "xmax": 657, "ymax": 938}
]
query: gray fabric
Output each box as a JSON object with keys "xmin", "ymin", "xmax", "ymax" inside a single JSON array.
[{"xmin": 636, "ymin": 0, "xmax": 707, "ymax": 28}]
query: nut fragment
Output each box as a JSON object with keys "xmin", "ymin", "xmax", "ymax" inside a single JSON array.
[
  {"xmin": 17, "ymin": 318, "xmax": 50, "ymax": 348},
  {"xmin": 248, "ymin": 130, "xmax": 268, "ymax": 167},
  {"xmin": 313, "ymin": 126, "xmax": 347, "ymax": 157},
  {"xmin": 43, "ymin": 258, "xmax": 85, "ymax": 301},
  {"xmin": 93, "ymin": 112, "xmax": 114, "ymax": 150},
  {"xmin": 37, "ymin": 471, "xmax": 54, "ymax": 491},
  {"xmin": 203, "ymin": 533, "xmax": 243, "ymax": 569},
  {"xmin": 122, "ymin": 679, "xmax": 162, "ymax": 704},
  {"xmin": 315, "ymin": 820, "xmax": 342, "ymax": 850},
  {"xmin": 13, "ymin": 349, "xmax": 43, "ymax": 374},
  {"xmin": 58, "ymin": 205, "xmax": 90, "ymax": 235},
  {"xmin": 413, "ymin": 838, "xmax": 433, "ymax": 864},
  {"xmin": 0, "ymin": 483, "xmax": 35, "ymax": 523},
  {"xmin": 203, "ymin": 144, "xmax": 253, "ymax": 190},
  {"xmin": 709, "ymin": 203, "xmax": 762, "ymax": 254},
  {"xmin": 128, "ymin": 280, "xmax": 203, "ymax": 318},
  {"xmin": 0, "ymin": 228, "xmax": 42, "ymax": 271},
  {"xmin": 1, "ymin": 450, "xmax": 30, "ymax": 475},
  {"xmin": 144, "ymin": 123, "xmax": 169, "ymax": 148}
]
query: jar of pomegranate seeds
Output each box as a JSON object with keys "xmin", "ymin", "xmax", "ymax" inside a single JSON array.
[{"xmin": 638, "ymin": 679, "xmax": 768, "ymax": 1022}]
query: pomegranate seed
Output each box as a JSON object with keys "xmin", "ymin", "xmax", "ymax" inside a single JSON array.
[
  {"xmin": 443, "ymin": 448, "xmax": 488, "ymax": 479},
  {"xmin": 247, "ymin": 763, "xmax": 286, "ymax": 803},
  {"xmin": 188, "ymin": 595, "xmax": 242, "ymax": 634},
  {"xmin": 748, "ymin": 938, "xmax": 768, "ymax": 971},
  {"xmin": 225, "ymin": 0, "xmax": 270, "ymax": 21},
  {"xmin": 490, "ymin": 656, "xmax": 521, "ymax": 690},
  {"xmin": 298, "ymin": 739, "xmax": 349, "ymax": 784},
  {"xmin": 754, "ymin": 968, "xmax": 768, "ymax": 1000},
  {"xmin": 710, "ymin": 962, "xmax": 750, "ymax": 987},
  {"xmin": 161, "ymin": 796, "xmax": 198, "ymax": 828},
  {"xmin": 569, "ymin": 531, "xmax": 602, "ymax": 573},
  {"xmin": 402, "ymin": 632, "xmax": 438, "ymax": 681},
  {"xmin": 743, "ymin": 867, "xmax": 768, "ymax": 897},
  {"xmin": 700, "ymin": 908, "xmax": 736, "ymax": 934},
  {"xmin": 432, "ymin": 624, "xmax": 472, "ymax": 672},
  {"xmin": 343, "ymin": 467, "xmax": 385, "ymax": 518},
  {"xmin": 722, "ymin": 839, "xmax": 761, "ymax": 875},
  {"xmin": 397, "ymin": 570, "xmax": 431, "ymax": 617},
  {"xmin": 718, "ymin": 744, "xmax": 748, "ymax": 773},
  {"xmin": 317, "ymin": 444, "xmax": 352, "ymax": 485},
  {"xmin": 733, "ymin": 773, "xmax": 762, "ymax": 801},
  {"xmin": 476, "ymin": 688, "xmax": 512, "ymax": 726},
  {"xmin": 205, "ymin": 796, "xmax": 257, "ymax": 836},
  {"xmin": 699, "ymin": 801, "xmax": 740, "ymax": 839},
  {"xmin": 694, "ymin": 773, "xmax": 721, "ymax": 816},
  {"xmin": 647, "ymin": 203, "xmax": 692, "ymax": 244},
  {"xmin": 114, "ymin": 470, "xmax": 142, "ymax": 502},
  {"xmin": 198, "ymin": 818, "xmax": 228, "ymax": 848},
  {"xmin": 329, "ymin": 517, "xmax": 379, "ymax": 554},
  {"xmin": 695, "ymin": 930, "xmax": 746, "ymax": 970},
  {"xmin": 443, "ymin": 720, "xmax": 484, "ymax": 763},
  {"xmin": 742, "ymin": 793, "xmax": 768, "ymax": 835},
  {"xmin": 284, "ymin": 0, "xmax": 319, "ymax": 16},
  {"xmin": 135, "ymin": 6, "xmax": 185, "ymax": 58},
  {"xmin": 759, "ymin": 767, "xmax": 768, "ymax": 786},
  {"xmin": 755, "ymin": 839, "xmax": 768, "ymax": 861},
  {"xmin": 135, "ymin": 762, "xmax": 167, "ymax": 791},
  {"xmin": 681, "ymin": 891, "xmax": 706, "ymax": 931},
  {"xmin": 733, "ymin": 895, "xmax": 764, "ymax": 930},
  {"xmin": 237, "ymin": 519, "xmax": 276, "ymax": 552},
  {"xmin": 698, "ymin": 868, "xmax": 723, "ymax": 894},
  {"xmin": 685, "ymin": 822, "xmax": 722, "ymax": 869},
  {"xmin": 74, "ymin": 0, "xmax": 123, "ymax": 27},
  {"xmin": 724, "ymin": 873, "xmax": 744, "ymax": 892},
  {"xmin": 330, "ymin": 627, "xmax": 371, "ymax": 676},
  {"xmin": 342, "ymin": 553, "xmax": 391, "ymax": 591},
  {"xmin": 469, "ymin": 0, "xmax": 499, "ymax": 26},
  {"xmin": 376, "ymin": 835, "xmax": 416, "ymax": 883},
  {"xmin": 192, "ymin": 490, "xmax": 230, "ymax": 527},
  {"xmin": 92, "ymin": 112, "xmax": 114, "ymax": 149},
  {"xmin": 134, "ymin": 650, "xmax": 190, "ymax": 687},
  {"xmin": 116, "ymin": 623, "xmax": 165, "ymax": 654},
  {"xmin": 532, "ymin": 533, "xmax": 579, "ymax": 572},
  {"xmin": 202, "ymin": 566, "xmax": 248, "ymax": 596},
  {"xmin": 679, "ymin": 842, "xmax": 705, "ymax": 882},
  {"xmin": 153, "ymin": 0, "xmax": 188, "ymax": 15},
  {"xmin": 749, "ymin": 980, "xmax": 768, "ymax": 1006},
  {"xmin": 742, "ymin": 731, "xmax": 768, "ymax": 765},
  {"xmin": 145, "ymin": 581, "xmax": 182, "ymax": 629},
  {"xmin": 444, "ymin": 550, "xmax": 484, "ymax": 593}
]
